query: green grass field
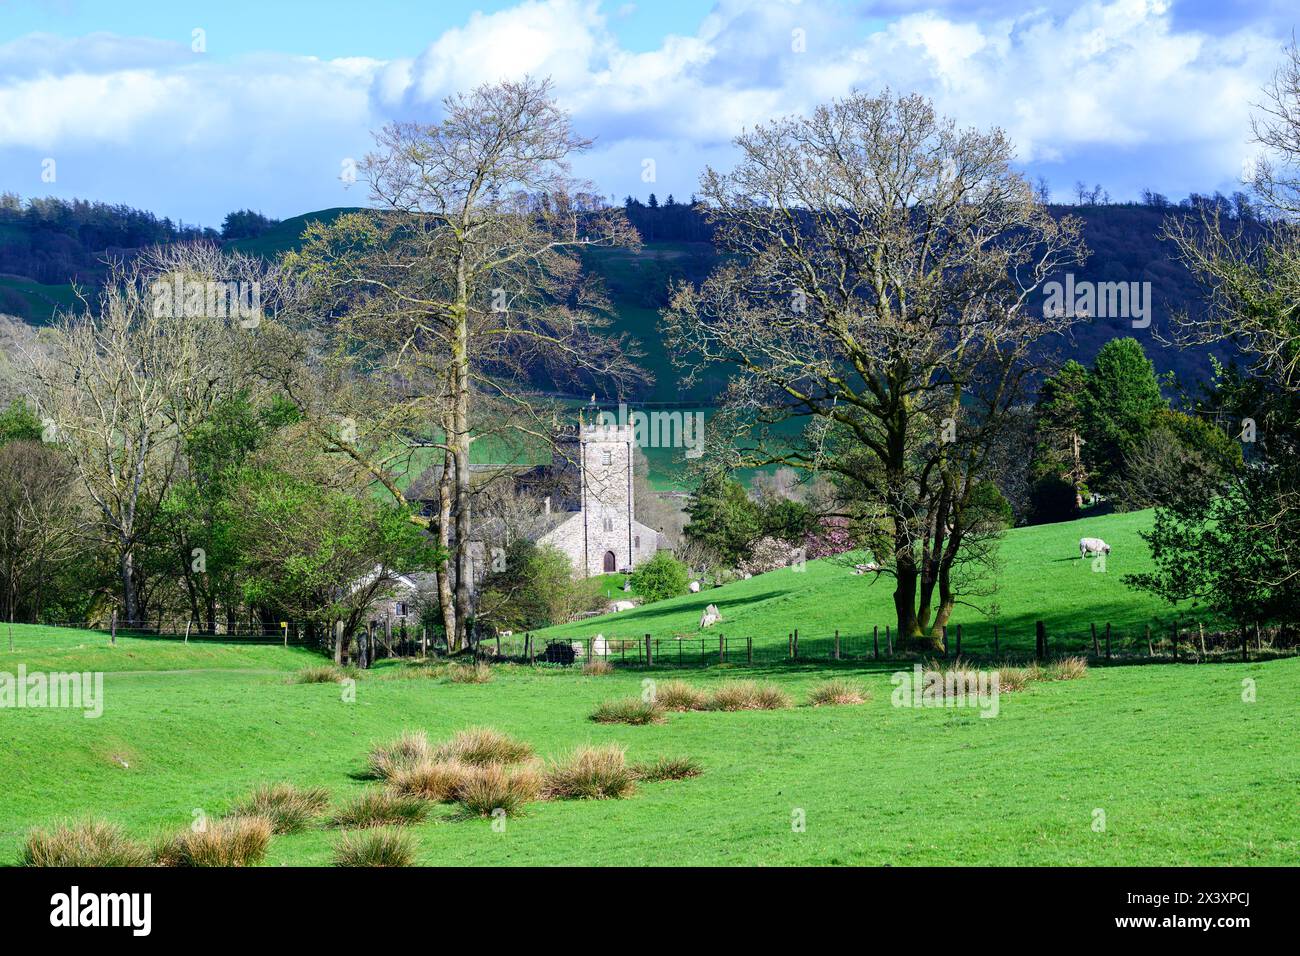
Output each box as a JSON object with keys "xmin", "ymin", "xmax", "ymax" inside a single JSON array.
[
  {"xmin": 532, "ymin": 509, "xmax": 1203, "ymax": 655},
  {"xmin": 0, "ymin": 625, "xmax": 1294, "ymax": 866}
]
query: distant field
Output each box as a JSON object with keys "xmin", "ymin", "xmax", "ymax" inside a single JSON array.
[
  {"xmin": 0, "ymin": 622, "xmax": 1294, "ymax": 866},
  {"xmin": 0, "ymin": 274, "xmax": 79, "ymax": 325},
  {"xmin": 532, "ymin": 509, "xmax": 1202, "ymax": 654}
]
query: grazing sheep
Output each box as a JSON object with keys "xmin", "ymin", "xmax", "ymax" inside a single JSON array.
[{"xmin": 1079, "ymin": 537, "xmax": 1111, "ymax": 558}]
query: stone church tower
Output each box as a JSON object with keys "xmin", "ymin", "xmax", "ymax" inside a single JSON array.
[{"xmin": 532, "ymin": 419, "xmax": 662, "ymax": 577}]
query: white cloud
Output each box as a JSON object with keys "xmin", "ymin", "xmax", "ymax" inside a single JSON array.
[{"xmin": 0, "ymin": 0, "xmax": 1289, "ymax": 221}]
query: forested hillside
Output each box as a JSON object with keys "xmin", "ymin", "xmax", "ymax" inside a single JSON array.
[{"xmin": 0, "ymin": 193, "xmax": 1244, "ymax": 392}]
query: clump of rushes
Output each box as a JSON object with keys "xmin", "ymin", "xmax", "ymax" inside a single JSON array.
[
  {"xmin": 434, "ymin": 727, "xmax": 534, "ymax": 766},
  {"xmin": 630, "ymin": 755, "xmax": 704, "ymax": 782},
  {"xmin": 652, "ymin": 679, "xmax": 708, "ymax": 711},
  {"xmin": 153, "ymin": 816, "xmax": 273, "ymax": 867},
  {"xmin": 367, "ymin": 730, "xmax": 432, "ymax": 780},
  {"xmin": 545, "ymin": 745, "xmax": 637, "ymax": 800},
  {"xmin": 446, "ymin": 662, "xmax": 493, "ymax": 684},
  {"xmin": 1047, "ymin": 656, "xmax": 1089, "ymax": 681},
  {"xmin": 387, "ymin": 759, "xmax": 473, "ymax": 802},
  {"xmin": 807, "ymin": 679, "xmax": 868, "ymax": 707},
  {"xmin": 227, "ymin": 783, "xmax": 331, "ymax": 834},
  {"xmin": 456, "ymin": 763, "xmax": 544, "ymax": 817},
  {"xmin": 294, "ymin": 664, "xmax": 357, "ymax": 684},
  {"xmin": 329, "ymin": 790, "xmax": 430, "ymax": 829},
  {"xmin": 582, "ymin": 659, "xmax": 613, "ymax": 675},
  {"xmin": 705, "ymin": 681, "xmax": 791, "ymax": 711},
  {"xmin": 995, "ymin": 667, "xmax": 1029, "ymax": 692},
  {"xmin": 20, "ymin": 820, "xmax": 150, "ymax": 867},
  {"xmin": 332, "ymin": 829, "xmax": 414, "ymax": 867},
  {"xmin": 589, "ymin": 697, "xmax": 665, "ymax": 725}
]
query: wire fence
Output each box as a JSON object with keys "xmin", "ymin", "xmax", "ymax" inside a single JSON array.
[{"xmin": 19, "ymin": 617, "xmax": 1300, "ymax": 669}]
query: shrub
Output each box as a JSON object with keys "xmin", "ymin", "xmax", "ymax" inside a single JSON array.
[
  {"xmin": 807, "ymin": 679, "xmax": 868, "ymax": 706},
  {"xmin": 387, "ymin": 759, "xmax": 472, "ymax": 802},
  {"xmin": 20, "ymin": 820, "xmax": 150, "ymax": 867},
  {"xmin": 582, "ymin": 658, "xmax": 613, "ymax": 676},
  {"xmin": 629, "ymin": 551, "xmax": 690, "ymax": 604},
  {"xmin": 330, "ymin": 790, "xmax": 430, "ymax": 829},
  {"xmin": 434, "ymin": 727, "xmax": 533, "ymax": 766},
  {"xmin": 457, "ymin": 763, "xmax": 543, "ymax": 817},
  {"xmin": 446, "ymin": 662, "xmax": 493, "ymax": 684},
  {"xmin": 295, "ymin": 664, "xmax": 357, "ymax": 684},
  {"xmin": 227, "ymin": 783, "xmax": 330, "ymax": 834},
  {"xmin": 736, "ymin": 535, "xmax": 801, "ymax": 577},
  {"xmin": 589, "ymin": 697, "xmax": 665, "ymax": 725},
  {"xmin": 631, "ymin": 755, "xmax": 704, "ymax": 781},
  {"xmin": 332, "ymin": 829, "xmax": 414, "ymax": 867},
  {"xmin": 705, "ymin": 681, "xmax": 791, "ymax": 711},
  {"xmin": 653, "ymin": 679, "xmax": 707, "ymax": 711},
  {"xmin": 1050, "ymin": 656, "xmax": 1089, "ymax": 681},
  {"xmin": 544, "ymin": 745, "xmax": 637, "ymax": 800},
  {"xmin": 367, "ymin": 730, "xmax": 432, "ymax": 780},
  {"xmin": 154, "ymin": 816, "xmax": 272, "ymax": 867}
]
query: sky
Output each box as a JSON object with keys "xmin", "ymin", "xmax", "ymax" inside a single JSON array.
[{"xmin": 0, "ymin": 0, "xmax": 1296, "ymax": 227}]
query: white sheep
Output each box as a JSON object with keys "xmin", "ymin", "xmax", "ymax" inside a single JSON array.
[{"xmin": 1079, "ymin": 537, "xmax": 1111, "ymax": 558}]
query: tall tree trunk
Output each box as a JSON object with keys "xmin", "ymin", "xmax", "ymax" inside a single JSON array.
[{"xmin": 119, "ymin": 547, "xmax": 138, "ymax": 625}]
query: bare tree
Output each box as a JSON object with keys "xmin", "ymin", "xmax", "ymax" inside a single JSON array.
[
  {"xmin": 284, "ymin": 77, "xmax": 645, "ymax": 652},
  {"xmin": 664, "ymin": 91, "xmax": 1085, "ymax": 647},
  {"xmin": 24, "ymin": 245, "xmax": 277, "ymax": 622}
]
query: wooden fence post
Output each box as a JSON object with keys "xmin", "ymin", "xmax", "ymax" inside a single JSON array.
[
  {"xmin": 1242, "ymin": 624, "xmax": 1249, "ymax": 662},
  {"xmin": 834, "ymin": 629, "xmax": 840, "ymax": 661},
  {"xmin": 793, "ymin": 629, "xmax": 799, "ymax": 659},
  {"xmin": 788, "ymin": 632, "xmax": 793, "ymax": 658},
  {"xmin": 886, "ymin": 625, "xmax": 893, "ymax": 656},
  {"xmin": 1105, "ymin": 622, "xmax": 1111, "ymax": 660},
  {"xmin": 645, "ymin": 634, "xmax": 652, "ymax": 667},
  {"xmin": 1255, "ymin": 622, "xmax": 1262, "ymax": 652},
  {"xmin": 746, "ymin": 636, "xmax": 753, "ymax": 665},
  {"xmin": 1146, "ymin": 624, "xmax": 1153, "ymax": 657},
  {"xmin": 873, "ymin": 626, "xmax": 879, "ymax": 659},
  {"xmin": 1035, "ymin": 620, "xmax": 1045, "ymax": 662},
  {"xmin": 1091, "ymin": 623, "xmax": 1099, "ymax": 657},
  {"xmin": 719, "ymin": 633, "xmax": 725, "ymax": 664},
  {"xmin": 184, "ymin": 620, "xmax": 191, "ymax": 644},
  {"xmin": 111, "ymin": 609, "xmax": 117, "ymax": 647}
]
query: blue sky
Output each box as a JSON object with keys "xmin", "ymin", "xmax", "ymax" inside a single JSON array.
[{"xmin": 1, "ymin": 0, "xmax": 1295, "ymax": 226}]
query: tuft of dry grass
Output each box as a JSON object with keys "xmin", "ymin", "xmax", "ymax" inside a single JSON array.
[
  {"xmin": 705, "ymin": 681, "xmax": 792, "ymax": 711},
  {"xmin": 653, "ymin": 679, "xmax": 708, "ymax": 711},
  {"xmin": 329, "ymin": 790, "xmax": 430, "ymax": 829},
  {"xmin": 807, "ymin": 679, "xmax": 868, "ymax": 707},
  {"xmin": 582, "ymin": 658, "xmax": 614, "ymax": 675},
  {"xmin": 446, "ymin": 662, "xmax": 493, "ymax": 684},
  {"xmin": 153, "ymin": 816, "xmax": 272, "ymax": 867},
  {"xmin": 434, "ymin": 726, "xmax": 534, "ymax": 766},
  {"xmin": 332, "ymin": 829, "xmax": 414, "ymax": 867},
  {"xmin": 589, "ymin": 697, "xmax": 665, "ymax": 725},
  {"xmin": 456, "ymin": 763, "xmax": 544, "ymax": 817},
  {"xmin": 630, "ymin": 755, "xmax": 704, "ymax": 782},
  {"xmin": 544, "ymin": 745, "xmax": 637, "ymax": 800},
  {"xmin": 367, "ymin": 730, "xmax": 432, "ymax": 780},
  {"xmin": 294, "ymin": 664, "xmax": 358, "ymax": 684},
  {"xmin": 1049, "ymin": 656, "xmax": 1090, "ymax": 681},
  {"xmin": 20, "ymin": 819, "xmax": 150, "ymax": 867},
  {"xmin": 996, "ymin": 666, "xmax": 1029, "ymax": 692},
  {"xmin": 387, "ymin": 759, "xmax": 473, "ymax": 802},
  {"xmin": 227, "ymin": 783, "xmax": 330, "ymax": 834}
]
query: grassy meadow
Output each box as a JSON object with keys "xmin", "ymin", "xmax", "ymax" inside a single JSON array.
[
  {"xmin": 533, "ymin": 509, "xmax": 1202, "ymax": 655},
  {"xmin": 0, "ymin": 626, "xmax": 1294, "ymax": 866}
]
